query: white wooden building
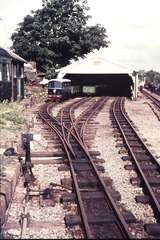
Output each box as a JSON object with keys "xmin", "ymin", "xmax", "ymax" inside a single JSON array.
[{"xmin": 57, "ymin": 57, "xmax": 138, "ymax": 99}]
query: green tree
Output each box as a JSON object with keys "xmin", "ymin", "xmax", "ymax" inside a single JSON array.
[
  {"xmin": 143, "ymin": 70, "xmax": 160, "ymax": 90},
  {"xmin": 11, "ymin": 0, "xmax": 110, "ymax": 71}
]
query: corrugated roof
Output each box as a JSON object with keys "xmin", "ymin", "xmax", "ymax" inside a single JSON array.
[{"xmin": 0, "ymin": 46, "xmax": 27, "ymax": 63}]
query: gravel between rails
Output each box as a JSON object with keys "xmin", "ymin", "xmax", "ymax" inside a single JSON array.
[
  {"xmin": 74, "ymin": 97, "xmax": 97, "ymax": 118},
  {"xmin": 51, "ymin": 97, "xmax": 82, "ymax": 117},
  {"xmin": 92, "ymin": 97, "xmax": 156, "ymax": 239}
]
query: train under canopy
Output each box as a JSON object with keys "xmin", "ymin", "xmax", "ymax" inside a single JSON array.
[{"xmin": 64, "ymin": 74, "xmax": 134, "ymax": 98}]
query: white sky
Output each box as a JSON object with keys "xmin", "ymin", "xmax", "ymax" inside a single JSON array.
[{"xmin": 0, "ymin": 0, "xmax": 160, "ymax": 71}]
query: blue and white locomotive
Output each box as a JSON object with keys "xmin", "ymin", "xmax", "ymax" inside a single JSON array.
[
  {"xmin": 48, "ymin": 78, "xmax": 81, "ymax": 101},
  {"xmin": 48, "ymin": 78, "xmax": 71, "ymax": 101}
]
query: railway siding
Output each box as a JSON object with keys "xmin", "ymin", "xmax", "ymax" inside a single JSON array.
[
  {"xmin": 92, "ymin": 98, "xmax": 155, "ymax": 238},
  {"xmin": 39, "ymin": 97, "xmax": 132, "ymax": 239},
  {"xmin": 1, "ymin": 92, "xmax": 160, "ymax": 239}
]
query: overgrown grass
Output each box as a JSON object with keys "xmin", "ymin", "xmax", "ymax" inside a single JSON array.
[
  {"xmin": 0, "ymin": 112, "xmax": 26, "ymax": 124},
  {"xmin": 0, "ymin": 101, "xmax": 27, "ymax": 132}
]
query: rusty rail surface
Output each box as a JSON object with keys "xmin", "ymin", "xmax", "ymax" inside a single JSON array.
[
  {"xmin": 39, "ymin": 97, "xmax": 132, "ymax": 239},
  {"xmin": 111, "ymin": 97, "xmax": 160, "ymax": 237}
]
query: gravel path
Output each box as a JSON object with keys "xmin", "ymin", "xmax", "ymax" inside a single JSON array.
[{"xmin": 51, "ymin": 97, "xmax": 83, "ymax": 117}]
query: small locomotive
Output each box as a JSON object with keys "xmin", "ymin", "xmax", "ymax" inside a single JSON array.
[{"xmin": 48, "ymin": 78, "xmax": 81, "ymax": 101}]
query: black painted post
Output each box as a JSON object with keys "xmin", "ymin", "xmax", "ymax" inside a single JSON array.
[
  {"xmin": 22, "ymin": 134, "xmax": 35, "ymax": 186},
  {"xmin": 23, "ymin": 137, "xmax": 31, "ymax": 163}
]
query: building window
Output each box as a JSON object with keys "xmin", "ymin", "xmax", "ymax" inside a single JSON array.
[
  {"xmin": 7, "ymin": 63, "xmax": 10, "ymax": 81},
  {"xmin": 2, "ymin": 63, "xmax": 8, "ymax": 81},
  {"xmin": 0, "ymin": 62, "xmax": 11, "ymax": 81}
]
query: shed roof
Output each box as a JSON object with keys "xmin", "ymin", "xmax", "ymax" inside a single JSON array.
[
  {"xmin": 57, "ymin": 57, "xmax": 133, "ymax": 78},
  {"xmin": 0, "ymin": 46, "xmax": 27, "ymax": 63}
]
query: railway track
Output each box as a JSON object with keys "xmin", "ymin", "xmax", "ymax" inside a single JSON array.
[
  {"xmin": 142, "ymin": 88, "xmax": 160, "ymax": 110},
  {"xmin": 4, "ymin": 95, "xmax": 159, "ymax": 238},
  {"xmin": 111, "ymin": 97, "xmax": 160, "ymax": 237},
  {"xmin": 39, "ymin": 97, "xmax": 132, "ymax": 239}
]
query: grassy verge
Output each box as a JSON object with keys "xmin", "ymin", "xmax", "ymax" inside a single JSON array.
[{"xmin": 0, "ymin": 101, "xmax": 27, "ymax": 134}]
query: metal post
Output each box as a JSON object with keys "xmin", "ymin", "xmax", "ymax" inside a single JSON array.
[
  {"xmin": 11, "ymin": 64, "xmax": 14, "ymax": 101},
  {"xmin": 132, "ymin": 70, "xmax": 138, "ymax": 100},
  {"xmin": 135, "ymin": 74, "xmax": 137, "ymax": 99},
  {"xmin": 22, "ymin": 134, "xmax": 35, "ymax": 186},
  {"xmin": 23, "ymin": 138, "xmax": 31, "ymax": 163}
]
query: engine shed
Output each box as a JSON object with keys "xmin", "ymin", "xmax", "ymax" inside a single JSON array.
[
  {"xmin": 57, "ymin": 57, "xmax": 138, "ymax": 99},
  {"xmin": 0, "ymin": 47, "xmax": 27, "ymax": 101}
]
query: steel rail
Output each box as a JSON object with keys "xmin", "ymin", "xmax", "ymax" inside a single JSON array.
[
  {"xmin": 142, "ymin": 89, "xmax": 160, "ymax": 110},
  {"xmin": 59, "ymin": 97, "xmax": 91, "ymax": 149},
  {"xmin": 67, "ymin": 97, "xmax": 102, "ymax": 144},
  {"xmin": 68, "ymin": 97, "xmax": 95, "ymax": 143},
  {"xmin": 39, "ymin": 99, "xmax": 132, "ymax": 239},
  {"xmin": 39, "ymin": 101, "xmax": 94, "ymax": 238},
  {"xmin": 58, "ymin": 97, "xmax": 132, "ymax": 239},
  {"xmin": 80, "ymin": 97, "xmax": 107, "ymax": 143},
  {"xmin": 112, "ymin": 97, "xmax": 160, "ymax": 221}
]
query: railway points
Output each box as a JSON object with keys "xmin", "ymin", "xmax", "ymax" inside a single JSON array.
[{"xmin": 1, "ymin": 89, "xmax": 160, "ymax": 239}]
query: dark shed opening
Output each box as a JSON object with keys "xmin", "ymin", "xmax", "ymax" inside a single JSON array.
[{"xmin": 65, "ymin": 73, "xmax": 133, "ymax": 98}]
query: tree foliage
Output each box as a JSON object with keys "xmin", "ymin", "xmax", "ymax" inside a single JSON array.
[
  {"xmin": 138, "ymin": 69, "xmax": 160, "ymax": 91},
  {"xmin": 145, "ymin": 70, "xmax": 160, "ymax": 90},
  {"xmin": 11, "ymin": 0, "xmax": 110, "ymax": 71}
]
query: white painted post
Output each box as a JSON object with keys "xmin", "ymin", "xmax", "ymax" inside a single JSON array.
[
  {"xmin": 135, "ymin": 74, "xmax": 137, "ymax": 99},
  {"xmin": 132, "ymin": 71, "xmax": 138, "ymax": 100}
]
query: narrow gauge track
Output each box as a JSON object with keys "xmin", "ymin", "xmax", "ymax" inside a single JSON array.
[
  {"xmin": 111, "ymin": 97, "xmax": 160, "ymax": 237},
  {"xmin": 56, "ymin": 97, "xmax": 93, "ymax": 141},
  {"xmin": 142, "ymin": 88, "xmax": 160, "ymax": 110},
  {"xmin": 39, "ymin": 97, "xmax": 132, "ymax": 239},
  {"xmin": 73, "ymin": 97, "xmax": 106, "ymax": 142}
]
